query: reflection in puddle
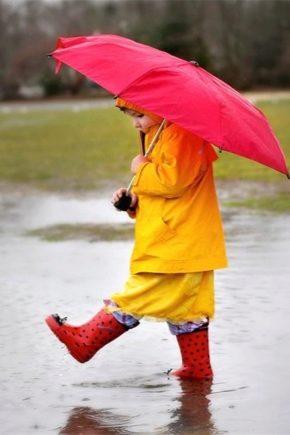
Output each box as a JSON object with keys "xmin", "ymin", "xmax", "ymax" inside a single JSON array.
[
  {"xmin": 60, "ymin": 407, "xmax": 133, "ymax": 435},
  {"xmin": 167, "ymin": 379, "xmax": 215, "ymax": 434},
  {"xmin": 61, "ymin": 380, "xmax": 215, "ymax": 435}
]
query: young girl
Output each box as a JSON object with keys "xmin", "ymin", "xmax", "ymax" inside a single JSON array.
[{"xmin": 45, "ymin": 98, "xmax": 227, "ymax": 379}]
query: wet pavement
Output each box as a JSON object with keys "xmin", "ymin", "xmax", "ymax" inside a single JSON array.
[{"xmin": 1, "ymin": 190, "xmax": 290, "ymax": 434}]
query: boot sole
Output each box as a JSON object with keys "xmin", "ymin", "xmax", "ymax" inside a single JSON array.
[{"xmin": 169, "ymin": 367, "xmax": 213, "ymax": 380}]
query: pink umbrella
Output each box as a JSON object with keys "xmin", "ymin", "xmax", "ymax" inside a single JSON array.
[{"xmin": 51, "ymin": 34, "xmax": 289, "ymax": 177}]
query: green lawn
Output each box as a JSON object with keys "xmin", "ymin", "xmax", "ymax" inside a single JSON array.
[
  {"xmin": 26, "ymin": 222, "xmax": 134, "ymax": 242},
  {"xmin": 0, "ymin": 99, "xmax": 289, "ymax": 211},
  {"xmin": 0, "ymin": 107, "xmax": 137, "ymax": 191}
]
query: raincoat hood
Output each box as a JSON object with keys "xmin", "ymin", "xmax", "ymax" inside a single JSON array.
[{"xmin": 115, "ymin": 97, "xmax": 163, "ymax": 123}]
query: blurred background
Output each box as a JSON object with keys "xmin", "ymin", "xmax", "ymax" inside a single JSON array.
[{"xmin": 1, "ymin": 0, "xmax": 290, "ymax": 101}]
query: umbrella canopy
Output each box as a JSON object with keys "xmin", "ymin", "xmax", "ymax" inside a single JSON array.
[{"xmin": 51, "ymin": 34, "xmax": 289, "ymax": 176}]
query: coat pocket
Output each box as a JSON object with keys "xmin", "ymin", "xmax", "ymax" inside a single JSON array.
[{"xmin": 158, "ymin": 216, "xmax": 177, "ymax": 241}]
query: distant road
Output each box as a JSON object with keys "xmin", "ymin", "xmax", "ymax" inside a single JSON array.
[
  {"xmin": 0, "ymin": 91, "xmax": 290, "ymax": 113},
  {"xmin": 243, "ymin": 90, "xmax": 290, "ymax": 103},
  {"xmin": 0, "ymin": 98, "xmax": 113, "ymax": 113}
]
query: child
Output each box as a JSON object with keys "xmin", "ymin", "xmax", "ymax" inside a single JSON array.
[{"xmin": 45, "ymin": 98, "xmax": 227, "ymax": 379}]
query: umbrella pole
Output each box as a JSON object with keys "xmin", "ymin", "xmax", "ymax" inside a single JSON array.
[
  {"xmin": 127, "ymin": 118, "xmax": 166, "ymax": 193},
  {"xmin": 114, "ymin": 119, "xmax": 166, "ymax": 211},
  {"xmin": 139, "ymin": 131, "xmax": 145, "ymax": 156}
]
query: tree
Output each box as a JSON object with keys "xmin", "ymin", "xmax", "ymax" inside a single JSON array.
[{"xmin": 0, "ymin": 0, "xmax": 290, "ymax": 99}]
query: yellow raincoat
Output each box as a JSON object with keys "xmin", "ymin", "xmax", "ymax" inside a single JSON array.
[
  {"xmin": 110, "ymin": 103, "xmax": 227, "ymax": 323},
  {"xmin": 130, "ymin": 122, "xmax": 227, "ymax": 273}
]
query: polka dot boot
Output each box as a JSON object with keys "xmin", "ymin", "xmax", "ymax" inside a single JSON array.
[
  {"xmin": 45, "ymin": 309, "xmax": 128, "ymax": 363},
  {"xmin": 169, "ymin": 328, "xmax": 213, "ymax": 379}
]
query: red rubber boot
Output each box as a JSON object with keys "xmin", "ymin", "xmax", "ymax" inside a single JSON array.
[
  {"xmin": 169, "ymin": 328, "xmax": 213, "ymax": 379},
  {"xmin": 45, "ymin": 309, "xmax": 128, "ymax": 363}
]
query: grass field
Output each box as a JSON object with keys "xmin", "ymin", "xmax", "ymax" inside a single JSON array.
[
  {"xmin": 0, "ymin": 107, "xmax": 136, "ymax": 191},
  {"xmin": 0, "ymin": 99, "xmax": 289, "ymax": 211}
]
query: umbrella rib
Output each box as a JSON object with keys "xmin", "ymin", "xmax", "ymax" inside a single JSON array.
[{"xmin": 117, "ymin": 61, "xmax": 189, "ymax": 98}]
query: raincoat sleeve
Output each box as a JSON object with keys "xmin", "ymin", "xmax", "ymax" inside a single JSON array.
[{"xmin": 132, "ymin": 126, "xmax": 217, "ymax": 198}]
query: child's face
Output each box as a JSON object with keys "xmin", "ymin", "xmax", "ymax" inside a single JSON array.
[{"xmin": 126, "ymin": 109, "xmax": 160, "ymax": 133}]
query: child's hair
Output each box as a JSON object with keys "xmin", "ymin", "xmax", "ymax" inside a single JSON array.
[{"xmin": 115, "ymin": 97, "xmax": 162, "ymax": 123}]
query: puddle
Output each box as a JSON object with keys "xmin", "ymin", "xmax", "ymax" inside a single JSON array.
[{"xmin": 1, "ymin": 190, "xmax": 290, "ymax": 434}]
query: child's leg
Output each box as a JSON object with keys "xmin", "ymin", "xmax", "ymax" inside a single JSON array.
[
  {"xmin": 45, "ymin": 307, "xmax": 139, "ymax": 363},
  {"xmin": 167, "ymin": 320, "xmax": 213, "ymax": 379}
]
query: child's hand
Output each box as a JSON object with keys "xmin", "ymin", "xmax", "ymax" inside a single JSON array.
[
  {"xmin": 111, "ymin": 187, "xmax": 127, "ymax": 205},
  {"xmin": 111, "ymin": 188, "xmax": 138, "ymax": 209},
  {"xmin": 131, "ymin": 154, "xmax": 149, "ymax": 174}
]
